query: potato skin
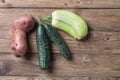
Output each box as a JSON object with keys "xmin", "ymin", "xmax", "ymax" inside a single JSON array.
[
  {"xmin": 9, "ymin": 14, "xmax": 35, "ymax": 57},
  {"xmin": 13, "ymin": 14, "xmax": 35, "ymax": 32},
  {"xmin": 11, "ymin": 30, "xmax": 27, "ymax": 57}
]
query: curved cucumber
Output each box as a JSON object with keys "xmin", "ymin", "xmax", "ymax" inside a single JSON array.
[
  {"xmin": 44, "ymin": 24, "xmax": 71, "ymax": 59},
  {"xmin": 35, "ymin": 16, "xmax": 50, "ymax": 70}
]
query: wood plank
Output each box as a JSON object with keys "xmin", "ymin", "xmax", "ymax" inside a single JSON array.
[
  {"xmin": 0, "ymin": 31, "xmax": 120, "ymax": 54},
  {"xmin": 0, "ymin": 9, "xmax": 120, "ymax": 54},
  {"xmin": 0, "ymin": 0, "xmax": 120, "ymax": 8},
  {"xmin": 0, "ymin": 76, "xmax": 120, "ymax": 80},
  {"xmin": 0, "ymin": 53, "xmax": 120, "ymax": 77},
  {"xmin": 0, "ymin": 9, "xmax": 120, "ymax": 31}
]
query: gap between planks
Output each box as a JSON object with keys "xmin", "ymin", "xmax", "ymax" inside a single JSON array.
[
  {"xmin": 0, "ymin": 0, "xmax": 120, "ymax": 9},
  {"xmin": 0, "ymin": 76, "xmax": 120, "ymax": 80},
  {"xmin": 0, "ymin": 53, "xmax": 120, "ymax": 76}
]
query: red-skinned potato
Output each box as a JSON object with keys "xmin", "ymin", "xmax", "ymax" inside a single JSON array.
[
  {"xmin": 9, "ymin": 14, "xmax": 35, "ymax": 57},
  {"xmin": 13, "ymin": 14, "xmax": 35, "ymax": 32},
  {"xmin": 11, "ymin": 30, "xmax": 27, "ymax": 57}
]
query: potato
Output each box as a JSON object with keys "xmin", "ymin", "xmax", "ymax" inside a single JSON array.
[
  {"xmin": 11, "ymin": 30, "xmax": 27, "ymax": 57},
  {"xmin": 9, "ymin": 14, "xmax": 35, "ymax": 57},
  {"xmin": 13, "ymin": 14, "xmax": 35, "ymax": 32}
]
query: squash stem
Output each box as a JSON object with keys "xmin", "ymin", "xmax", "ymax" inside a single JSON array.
[{"xmin": 44, "ymin": 15, "xmax": 52, "ymax": 23}]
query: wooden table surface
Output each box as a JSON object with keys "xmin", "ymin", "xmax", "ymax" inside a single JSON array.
[{"xmin": 0, "ymin": 0, "xmax": 120, "ymax": 80}]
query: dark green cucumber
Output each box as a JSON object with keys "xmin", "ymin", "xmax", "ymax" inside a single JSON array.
[
  {"xmin": 35, "ymin": 16, "xmax": 50, "ymax": 70},
  {"xmin": 44, "ymin": 24, "xmax": 71, "ymax": 59}
]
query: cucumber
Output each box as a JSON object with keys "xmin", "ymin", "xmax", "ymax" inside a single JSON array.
[
  {"xmin": 44, "ymin": 24, "xmax": 71, "ymax": 59},
  {"xmin": 35, "ymin": 16, "xmax": 50, "ymax": 70}
]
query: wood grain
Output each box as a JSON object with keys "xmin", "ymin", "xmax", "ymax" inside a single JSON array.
[
  {"xmin": 0, "ymin": 0, "xmax": 120, "ymax": 8},
  {"xmin": 0, "ymin": 53, "xmax": 120, "ymax": 77},
  {"xmin": 0, "ymin": 9, "xmax": 120, "ymax": 54},
  {"xmin": 0, "ymin": 76, "xmax": 120, "ymax": 80},
  {"xmin": 0, "ymin": 9, "xmax": 120, "ymax": 31},
  {"xmin": 0, "ymin": 1, "xmax": 120, "ymax": 78},
  {"xmin": 0, "ymin": 31, "xmax": 120, "ymax": 54}
]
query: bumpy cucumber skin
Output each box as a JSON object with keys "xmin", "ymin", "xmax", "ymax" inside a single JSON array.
[
  {"xmin": 36, "ymin": 24, "xmax": 50, "ymax": 70},
  {"xmin": 52, "ymin": 10, "xmax": 88, "ymax": 39},
  {"xmin": 44, "ymin": 24, "xmax": 71, "ymax": 59}
]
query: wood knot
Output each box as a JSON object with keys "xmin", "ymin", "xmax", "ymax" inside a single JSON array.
[
  {"xmin": 64, "ymin": 3, "xmax": 67, "ymax": 6},
  {"xmin": 76, "ymin": 1, "xmax": 80, "ymax": 4},
  {"xmin": 1, "ymin": 0, "xmax": 5, "ymax": 3},
  {"xmin": 0, "ymin": 60, "xmax": 13, "ymax": 75},
  {"xmin": 103, "ymin": 37, "xmax": 109, "ymax": 41},
  {"xmin": 82, "ymin": 55, "xmax": 92, "ymax": 63}
]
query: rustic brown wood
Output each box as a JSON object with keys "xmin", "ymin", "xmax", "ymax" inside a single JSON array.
[
  {"xmin": 0, "ymin": 0, "xmax": 120, "ymax": 78},
  {"xmin": 0, "ymin": 76, "xmax": 120, "ymax": 80},
  {"xmin": 0, "ymin": 31, "xmax": 120, "ymax": 54},
  {"xmin": 0, "ymin": 0, "xmax": 120, "ymax": 8},
  {"xmin": 0, "ymin": 53, "xmax": 120, "ymax": 77},
  {"xmin": 0, "ymin": 9, "xmax": 120, "ymax": 54},
  {"xmin": 0, "ymin": 9, "xmax": 120, "ymax": 31}
]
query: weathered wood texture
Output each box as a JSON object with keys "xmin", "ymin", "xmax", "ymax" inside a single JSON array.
[
  {"xmin": 0, "ymin": 76, "xmax": 120, "ymax": 80},
  {"xmin": 0, "ymin": 0, "xmax": 120, "ymax": 79},
  {"xmin": 0, "ymin": 31, "xmax": 120, "ymax": 54},
  {"xmin": 0, "ymin": 9, "xmax": 120, "ymax": 54},
  {"xmin": 0, "ymin": 53, "xmax": 120, "ymax": 77},
  {"xmin": 0, "ymin": 0, "xmax": 120, "ymax": 8},
  {"xmin": 0, "ymin": 9, "xmax": 120, "ymax": 31}
]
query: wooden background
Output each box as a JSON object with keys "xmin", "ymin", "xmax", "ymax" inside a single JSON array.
[{"xmin": 0, "ymin": 0, "xmax": 120, "ymax": 80}]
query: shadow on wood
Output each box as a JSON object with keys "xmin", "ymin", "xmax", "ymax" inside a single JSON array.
[{"xmin": 24, "ymin": 21, "xmax": 38, "ymax": 60}]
